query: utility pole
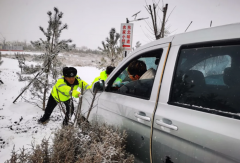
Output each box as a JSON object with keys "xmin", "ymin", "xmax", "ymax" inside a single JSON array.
[{"xmin": 123, "ymin": 11, "xmax": 148, "ymax": 57}]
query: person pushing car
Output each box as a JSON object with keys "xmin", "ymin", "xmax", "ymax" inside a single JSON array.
[{"xmin": 38, "ymin": 67, "xmax": 91, "ymax": 125}]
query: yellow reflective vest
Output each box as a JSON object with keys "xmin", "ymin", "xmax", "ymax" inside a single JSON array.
[
  {"xmin": 90, "ymin": 70, "xmax": 108, "ymax": 88},
  {"xmin": 51, "ymin": 75, "xmax": 90, "ymax": 102},
  {"xmin": 90, "ymin": 70, "xmax": 122, "ymax": 88}
]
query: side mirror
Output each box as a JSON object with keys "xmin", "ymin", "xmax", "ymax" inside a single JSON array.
[{"xmin": 93, "ymin": 80, "xmax": 105, "ymax": 92}]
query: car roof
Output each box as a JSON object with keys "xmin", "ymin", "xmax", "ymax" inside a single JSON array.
[
  {"xmin": 132, "ymin": 22, "xmax": 240, "ymax": 54},
  {"xmin": 172, "ymin": 22, "xmax": 240, "ymax": 46}
]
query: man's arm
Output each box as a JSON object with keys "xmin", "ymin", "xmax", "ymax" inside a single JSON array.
[{"xmin": 78, "ymin": 78, "xmax": 91, "ymax": 91}]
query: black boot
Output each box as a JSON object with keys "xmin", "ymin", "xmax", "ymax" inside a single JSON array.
[
  {"xmin": 62, "ymin": 99, "xmax": 74, "ymax": 126},
  {"xmin": 38, "ymin": 95, "xmax": 58, "ymax": 124},
  {"xmin": 38, "ymin": 114, "xmax": 50, "ymax": 124},
  {"xmin": 62, "ymin": 115, "xmax": 69, "ymax": 126}
]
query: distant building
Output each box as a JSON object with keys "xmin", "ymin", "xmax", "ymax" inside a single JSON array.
[
  {"xmin": 13, "ymin": 45, "xmax": 23, "ymax": 51},
  {"xmin": 0, "ymin": 44, "xmax": 23, "ymax": 51}
]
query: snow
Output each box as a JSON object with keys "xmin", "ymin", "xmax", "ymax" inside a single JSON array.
[
  {"xmin": 0, "ymin": 51, "xmax": 44, "ymax": 55},
  {"xmin": 76, "ymin": 66, "xmax": 102, "ymax": 85},
  {"xmin": 0, "ymin": 57, "xmax": 101, "ymax": 162}
]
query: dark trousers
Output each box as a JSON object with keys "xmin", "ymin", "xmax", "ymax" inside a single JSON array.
[{"xmin": 43, "ymin": 94, "xmax": 74, "ymax": 122}]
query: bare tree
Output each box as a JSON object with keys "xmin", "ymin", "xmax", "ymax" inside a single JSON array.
[{"xmin": 144, "ymin": 0, "xmax": 175, "ymax": 40}]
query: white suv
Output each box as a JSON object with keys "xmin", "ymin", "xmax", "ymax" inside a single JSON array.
[{"xmin": 82, "ymin": 23, "xmax": 240, "ymax": 163}]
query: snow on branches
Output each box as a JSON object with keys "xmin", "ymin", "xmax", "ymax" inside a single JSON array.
[{"xmin": 97, "ymin": 28, "xmax": 124, "ymax": 69}]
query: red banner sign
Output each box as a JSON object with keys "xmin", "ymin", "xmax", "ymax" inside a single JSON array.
[{"xmin": 120, "ymin": 23, "xmax": 133, "ymax": 51}]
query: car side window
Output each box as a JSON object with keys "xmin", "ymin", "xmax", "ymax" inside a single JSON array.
[
  {"xmin": 190, "ymin": 55, "xmax": 231, "ymax": 85},
  {"xmin": 107, "ymin": 49, "xmax": 163, "ymax": 99},
  {"xmin": 169, "ymin": 43, "xmax": 240, "ymax": 119}
]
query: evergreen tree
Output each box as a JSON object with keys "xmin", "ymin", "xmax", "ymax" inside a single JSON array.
[
  {"xmin": 98, "ymin": 28, "xmax": 124, "ymax": 69},
  {"xmin": 29, "ymin": 7, "xmax": 75, "ymax": 110},
  {"xmin": 14, "ymin": 53, "xmax": 25, "ymax": 73}
]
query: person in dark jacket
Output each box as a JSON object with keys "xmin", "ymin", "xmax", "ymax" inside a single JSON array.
[
  {"xmin": 127, "ymin": 60, "xmax": 147, "ymax": 81},
  {"xmin": 38, "ymin": 67, "xmax": 90, "ymax": 125}
]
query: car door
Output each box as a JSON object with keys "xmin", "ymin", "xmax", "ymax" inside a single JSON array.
[
  {"xmin": 96, "ymin": 43, "xmax": 170, "ymax": 162},
  {"xmin": 152, "ymin": 40, "xmax": 240, "ymax": 163}
]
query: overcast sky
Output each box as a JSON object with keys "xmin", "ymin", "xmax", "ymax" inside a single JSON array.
[{"xmin": 0, "ymin": 0, "xmax": 240, "ymax": 49}]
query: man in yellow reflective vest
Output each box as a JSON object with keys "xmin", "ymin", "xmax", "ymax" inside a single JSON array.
[
  {"xmin": 90, "ymin": 66, "xmax": 122, "ymax": 88},
  {"xmin": 38, "ymin": 67, "xmax": 91, "ymax": 125}
]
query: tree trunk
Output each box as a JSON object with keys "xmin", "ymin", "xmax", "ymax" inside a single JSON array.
[
  {"xmin": 111, "ymin": 50, "xmax": 114, "ymax": 66},
  {"xmin": 43, "ymin": 27, "xmax": 55, "ymax": 110},
  {"xmin": 153, "ymin": 4, "xmax": 159, "ymax": 40},
  {"xmin": 148, "ymin": 5, "xmax": 158, "ymax": 40},
  {"xmin": 42, "ymin": 58, "xmax": 50, "ymax": 110},
  {"xmin": 86, "ymin": 90, "xmax": 98, "ymax": 120},
  {"xmin": 160, "ymin": 4, "xmax": 168, "ymax": 38},
  {"xmin": 74, "ymin": 84, "xmax": 84, "ymax": 126}
]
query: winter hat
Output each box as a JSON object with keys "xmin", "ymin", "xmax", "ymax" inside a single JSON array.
[
  {"xmin": 63, "ymin": 67, "xmax": 77, "ymax": 77},
  {"xmin": 106, "ymin": 66, "xmax": 115, "ymax": 75}
]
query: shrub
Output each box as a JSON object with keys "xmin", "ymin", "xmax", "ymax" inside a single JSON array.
[{"xmin": 6, "ymin": 123, "xmax": 134, "ymax": 163}]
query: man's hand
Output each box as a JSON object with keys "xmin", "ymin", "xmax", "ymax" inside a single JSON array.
[{"xmin": 78, "ymin": 93, "xmax": 82, "ymax": 98}]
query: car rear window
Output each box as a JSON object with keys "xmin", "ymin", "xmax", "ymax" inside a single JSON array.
[{"xmin": 169, "ymin": 42, "xmax": 240, "ymax": 120}]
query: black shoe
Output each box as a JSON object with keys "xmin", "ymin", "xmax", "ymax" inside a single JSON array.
[
  {"xmin": 38, "ymin": 115, "xmax": 50, "ymax": 124},
  {"xmin": 62, "ymin": 119, "xmax": 68, "ymax": 126}
]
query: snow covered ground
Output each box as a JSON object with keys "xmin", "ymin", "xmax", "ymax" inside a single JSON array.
[
  {"xmin": 0, "ymin": 51, "xmax": 44, "ymax": 55},
  {"xmin": 0, "ymin": 57, "xmax": 101, "ymax": 162},
  {"xmin": 1, "ymin": 51, "xmax": 103, "ymax": 67}
]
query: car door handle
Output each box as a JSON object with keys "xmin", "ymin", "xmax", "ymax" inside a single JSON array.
[
  {"xmin": 156, "ymin": 119, "xmax": 178, "ymax": 131},
  {"xmin": 134, "ymin": 113, "xmax": 151, "ymax": 122}
]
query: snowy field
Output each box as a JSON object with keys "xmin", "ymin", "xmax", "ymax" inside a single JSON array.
[
  {"xmin": 1, "ymin": 51, "xmax": 103, "ymax": 67},
  {"xmin": 0, "ymin": 51, "xmax": 44, "ymax": 55},
  {"xmin": 0, "ymin": 57, "xmax": 101, "ymax": 162}
]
